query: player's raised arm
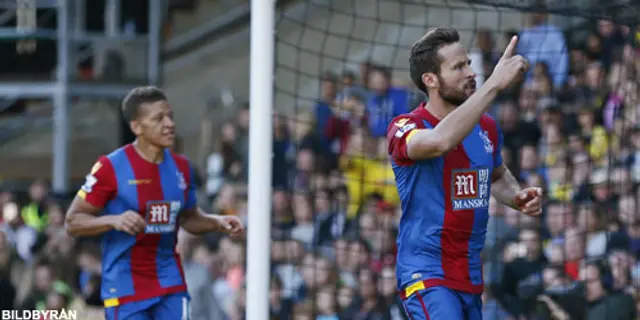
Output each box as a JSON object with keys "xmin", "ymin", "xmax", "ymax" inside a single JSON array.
[
  {"xmin": 401, "ymin": 33, "xmax": 527, "ymax": 160},
  {"xmin": 65, "ymin": 157, "xmax": 146, "ymax": 236}
]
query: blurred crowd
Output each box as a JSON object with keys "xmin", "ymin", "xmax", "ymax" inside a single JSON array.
[
  {"xmin": 2, "ymin": 9, "xmax": 640, "ymax": 320},
  {"xmin": 0, "ymin": 181, "xmax": 105, "ymax": 318}
]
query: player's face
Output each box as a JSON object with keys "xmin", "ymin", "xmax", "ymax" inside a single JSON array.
[
  {"xmin": 133, "ymin": 100, "xmax": 176, "ymax": 148},
  {"xmin": 435, "ymin": 43, "xmax": 476, "ymax": 106}
]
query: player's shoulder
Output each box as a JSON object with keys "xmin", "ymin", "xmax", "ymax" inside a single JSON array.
[
  {"xmin": 390, "ymin": 112, "xmax": 423, "ymax": 125},
  {"xmin": 479, "ymin": 113, "xmax": 499, "ymax": 131},
  {"xmin": 168, "ymin": 150, "xmax": 190, "ymax": 166},
  {"xmin": 93, "ymin": 146, "xmax": 130, "ymax": 171},
  {"xmin": 479, "ymin": 113, "xmax": 497, "ymax": 124},
  {"xmin": 93, "ymin": 145, "xmax": 133, "ymax": 174},
  {"xmin": 92, "ymin": 145, "xmax": 133, "ymax": 174},
  {"xmin": 387, "ymin": 113, "xmax": 424, "ymax": 134},
  {"xmin": 102, "ymin": 145, "xmax": 130, "ymax": 164},
  {"xmin": 85, "ymin": 154, "xmax": 116, "ymax": 182},
  {"xmin": 168, "ymin": 150, "xmax": 194, "ymax": 174}
]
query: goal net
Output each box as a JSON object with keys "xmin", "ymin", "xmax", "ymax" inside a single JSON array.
[{"xmin": 271, "ymin": 0, "xmax": 640, "ymax": 319}]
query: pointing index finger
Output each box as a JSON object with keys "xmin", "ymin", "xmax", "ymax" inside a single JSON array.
[{"xmin": 500, "ymin": 35, "xmax": 518, "ymax": 61}]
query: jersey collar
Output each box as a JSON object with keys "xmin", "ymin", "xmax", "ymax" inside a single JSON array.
[{"xmin": 412, "ymin": 102, "xmax": 441, "ymax": 126}]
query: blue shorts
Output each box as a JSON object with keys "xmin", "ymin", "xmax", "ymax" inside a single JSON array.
[
  {"xmin": 402, "ymin": 286, "xmax": 482, "ymax": 320},
  {"xmin": 105, "ymin": 292, "xmax": 191, "ymax": 320}
]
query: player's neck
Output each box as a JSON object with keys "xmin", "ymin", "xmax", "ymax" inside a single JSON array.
[
  {"xmin": 132, "ymin": 139, "xmax": 165, "ymax": 164},
  {"xmin": 424, "ymin": 98, "xmax": 456, "ymax": 120}
]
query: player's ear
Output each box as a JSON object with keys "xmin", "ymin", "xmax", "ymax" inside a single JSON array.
[
  {"xmin": 422, "ymin": 72, "xmax": 439, "ymax": 90},
  {"xmin": 130, "ymin": 120, "xmax": 143, "ymax": 136}
]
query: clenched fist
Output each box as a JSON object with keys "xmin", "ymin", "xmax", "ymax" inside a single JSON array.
[
  {"xmin": 213, "ymin": 215, "xmax": 244, "ymax": 238},
  {"xmin": 514, "ymin": 187, "xmax": 543, "ymax": 217}
]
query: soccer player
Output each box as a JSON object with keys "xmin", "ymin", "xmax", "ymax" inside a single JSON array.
[
  {"xmin": 64, "ymin": 86, "xmax": 244, "ymax": 320},
  {"xmin": 387, "ymin": 28, "xmax": 543, "ymax": 319}
]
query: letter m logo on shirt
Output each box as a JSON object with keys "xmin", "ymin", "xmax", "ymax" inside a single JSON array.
[
  {"xmin": 148, "ymin": 202, "xmax": 170, "ymax": 224},
  {"xmin": 452, "ymin": 170, "xmax": 478, "ymax": 199}
]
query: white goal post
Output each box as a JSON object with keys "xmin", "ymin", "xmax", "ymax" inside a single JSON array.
[{"xmin": 246, "ymin": 0, "xmax": 275, "ymax": 319}]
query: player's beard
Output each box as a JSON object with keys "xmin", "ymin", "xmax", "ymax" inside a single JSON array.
[{"xmin": 437, "ymin": 75, "xmax": 475, "ymax": 106}]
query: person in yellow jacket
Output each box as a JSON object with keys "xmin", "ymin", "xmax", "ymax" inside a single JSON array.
[
  {"xmin": 21, "ymin": 181, "xmax": 49, "ymax": 232},
  {"xmin": 340, "ymin": 128, "xmax": 400, "ymax": 219},
  {"xmin": 577, "ymin": 107, "xmax": 609, "ymax": 166}
]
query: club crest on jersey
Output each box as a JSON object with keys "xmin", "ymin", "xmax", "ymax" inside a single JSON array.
[
  {"xmin": 145, "ymin": 201, "xmax": 181, "ymax": 233},
  {"xmin": 479, "ymin": 130, "xmax": 494, "ymax": 153},
  {"xmin": 451, "ymin": 168, "xmax": 490, "ymax": 210}
]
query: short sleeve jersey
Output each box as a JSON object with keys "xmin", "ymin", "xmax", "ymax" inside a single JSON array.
[
  {"xmin": 78, "ymin": 144, "xmax": 197, "ymax": 306},
  {"xmin": 387, "ymin": 104, "xmax": 503, "ymax": 295}
]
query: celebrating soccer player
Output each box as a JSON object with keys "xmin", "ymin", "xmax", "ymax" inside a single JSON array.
[
  {"xmin": 64, "ymin": 86, "xmax": 244, "ymax": 320},
  {"xmin": 387, "ymin": 28, "xmax": 542, "ymax": 319}
]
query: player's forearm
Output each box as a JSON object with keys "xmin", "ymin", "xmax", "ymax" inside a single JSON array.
[
  {"xmin": 491, "ymin": 168, "xmax": 521, "ymax": 209},
  {"xmin": 65, "ymin": 213, "xmax": 115, "ymax": 236},
  {"xmin": 180, "ymin": 208, "xmax": 220, "ymax": 234},
  {"xmin": 433, "ymin": 83, "xmax": 499, "ymax": 151}
]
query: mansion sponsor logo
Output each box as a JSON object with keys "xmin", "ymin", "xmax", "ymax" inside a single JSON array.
[{"xmin": 451, "ymin": 168, "xmax": 490, "ymax": 210}]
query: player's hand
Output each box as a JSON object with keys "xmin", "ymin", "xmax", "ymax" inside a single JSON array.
[
  {"xmin": 514, "ymin": 187, "xmax": 543, "ymax": 216},
  {"xmin": 111, "ymin": 210, "xmax": 147, "ymax": 235},
  {"xmin": 486, "ymin": 36, "xmax": 529, "ymax": 90},
  {"xmin": 214, "ymin": 215, "xmax": 244, "ymax": 238}
]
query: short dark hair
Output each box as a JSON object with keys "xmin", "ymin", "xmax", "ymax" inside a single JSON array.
[
  {"xmin": 121, "ymin": 86, "xmax": 167, "ymax": 122},
  {"xmin": 409, "ymin": 27, "xmax": 460, "ymax": 94}
]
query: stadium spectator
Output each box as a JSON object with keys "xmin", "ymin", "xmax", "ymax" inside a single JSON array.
[
  {"xmin": 21, "ymin": 180, "xmax": 49, "ymax": 233},
  {"xmin": 469, "ymin": 28, "xmax": 499, "ymax": 88},
  {"xmin": 0, "ymin": 228, "xmax": 19, "ymax": 310},
  {"xmin": 580, "ymin": 260, "xmax": 636, "ymax": 319},
  {"xmin": 493, "ymin": 228, "xmax": 547, "ymax": 318},
  {"xmin": 1, "ymin": 200, "xmax": 38, "ymax": 263},
  {"xmin": 178, "ymin": 230, "xmax": 226, "ymax": 320},
  {"xmin": 517, "ymin": 8, "xmax": 569, "ymax": 88},
  {"xmin": 270, "ymin": 274, "xmax": 293, "ymax": 320},
  {"xmin": 365, "ymin": 66, "xmax": 410, "ymax": 138}
]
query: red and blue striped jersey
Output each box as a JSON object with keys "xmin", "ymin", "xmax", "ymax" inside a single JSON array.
[
  {"xmin": 387, "ymin": 104, "xmax": 503, "ymax": 295},
  {"xmin": 77, "ymin": 144, "xmax": 196, "ymax": 305}
]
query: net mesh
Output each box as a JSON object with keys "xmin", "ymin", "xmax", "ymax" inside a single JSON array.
[{"xmin": 272, "ymin": 0, "xmax": 640, "ymax": 319}]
